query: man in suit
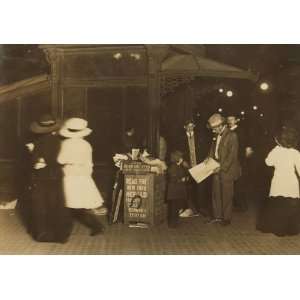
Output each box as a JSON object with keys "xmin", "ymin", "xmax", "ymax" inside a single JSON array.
[
  {"xmin": 207, "ymin": 113, "xmax": 240, "ymax": 226},
  {"xmin": 176, "ymin": 120, "xmax": 210, "ymax": 217},
  {"xmin": 227, "ymin": 114, "xmax": 254, "ymax": 212}
]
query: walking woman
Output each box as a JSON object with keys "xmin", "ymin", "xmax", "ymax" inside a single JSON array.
[
  {"xmin": 57, "ymin": 118, "xmax": 105, "ymax": 236},
  {"xmin": 27, "ymin": 114, "xmax": 71, "ymax": 243},
  {"xmin": 257, "ymin": 126, "xmax": 300, "ymax": 237}
]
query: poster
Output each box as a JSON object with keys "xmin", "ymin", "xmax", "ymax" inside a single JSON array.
[{"xmin": 125, "ymin": 175, "xmax": 149, "ymax": 221}]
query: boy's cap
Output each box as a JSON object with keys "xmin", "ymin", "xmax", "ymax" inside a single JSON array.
[{"xmin": 170, "ymin": 150, "xmax": 184, "ymax": 162}]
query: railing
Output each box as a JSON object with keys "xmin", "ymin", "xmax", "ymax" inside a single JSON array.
[{"xmin": 0, "ymin": 74, "xmax": 50, "ymax": 104}]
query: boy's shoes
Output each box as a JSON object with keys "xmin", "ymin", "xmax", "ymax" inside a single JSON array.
[
  {"xmin": 203, "ymin": 217, "xmax": 231, "ymax": 226},
  {"xmin": 179, "ymin": 208, "xmax": 199, "ymax": 218},
  {"xmin": 204, "ymin": 218, "xmax": 223, "ymax": 224},
  {"xmin": 179, "ymin": 208, "xmax": 193, "ymax": 218}
]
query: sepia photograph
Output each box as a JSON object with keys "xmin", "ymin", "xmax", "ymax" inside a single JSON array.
[
  {"xmin": 2, "ymin": 2, "xmax": 300, "ymax": 299},
  {"xmin": 0, "ymin": 44, "xmax": 300, "ymax": 254}
]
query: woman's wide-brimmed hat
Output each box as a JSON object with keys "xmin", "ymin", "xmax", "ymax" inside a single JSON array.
[
  {"xmin": 59, "ymin": 118, "xmax": 92, "ymax": 138},
  {"xmin": 275, "ymin": 126, "xmax": 299, "ymax": 149},
  {"xmin": 30, "ymin": 114, "xmax": 60, "ymax": 134}
]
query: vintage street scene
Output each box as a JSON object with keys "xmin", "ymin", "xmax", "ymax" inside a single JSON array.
[{"xmin": 1, "ymin": 44, "xmax": 300, "ymax": 254}]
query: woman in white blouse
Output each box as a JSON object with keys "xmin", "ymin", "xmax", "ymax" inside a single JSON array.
[{"xmin": 258, "ymin": 126, "xmax": 300, "ymax": 236}]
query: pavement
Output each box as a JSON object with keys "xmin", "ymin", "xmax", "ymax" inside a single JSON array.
[{"xmin": 1, "ymin": 201, "xmax": 300, "ymax": 254}]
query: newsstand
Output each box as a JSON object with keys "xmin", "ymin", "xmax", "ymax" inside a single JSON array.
[{"xmin": 122, "ymin": 161, "xmax": 167, "ymax": 227}]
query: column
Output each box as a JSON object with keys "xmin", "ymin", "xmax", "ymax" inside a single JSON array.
[
  {"xmin": 44, "ymin": 48, "xmax": 62, "ymax": 119},
  {"xmin": 146, "ymin": 45, "xmax": 167, "ymax": 157}
]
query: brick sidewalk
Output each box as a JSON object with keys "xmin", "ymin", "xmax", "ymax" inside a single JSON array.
[{"xmin": 0, "ymin": 206, "xmax": 300, "ymax": 254}]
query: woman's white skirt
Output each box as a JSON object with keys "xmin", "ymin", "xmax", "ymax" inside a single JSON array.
[{"xmin": 62, "ymin": 176, "xmax": 104, "ymax": 209}]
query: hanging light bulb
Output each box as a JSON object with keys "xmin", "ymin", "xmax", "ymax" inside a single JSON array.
[
  {"xmin": 219, "ymin": 88, "xmax": 224, "ymax": 93},
  {"xmin": 253, "ymin": 105, "xmax": 258, "ymax": 110},
  {"xmin": 260, "ymin": 82, "xmax": 269, "ymax": 91},
  {"xmin": 218, "ymin": 108, "xmax": 223, "ymax": 113},
  {"xmin": 241, "ymin": 111, "xmax": 245, "ymax": 115},
  {"xmin": 130, "ymin": 53, "xmax": 141, "ymax": 60},
  {"xmin": 226, "ymin": 90, "xmax": 233, "ymax": 97},
  {"xmin": 113, "ymin": 53, "xmax": 122, "ymax": 60}
]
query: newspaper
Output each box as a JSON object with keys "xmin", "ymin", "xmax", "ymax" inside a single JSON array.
[{"xmin": 188, "ymin": 158, "xmax": 220, "ymax": 183}]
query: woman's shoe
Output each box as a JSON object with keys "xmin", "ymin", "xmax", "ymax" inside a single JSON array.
[{"xmin": 90, "ymin": 227, "xmax": 104, "ymax": 236}]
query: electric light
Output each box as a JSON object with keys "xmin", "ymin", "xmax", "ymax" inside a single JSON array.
[
  {"xmin": 130, "ymin": 53, "xmax": 141, "ymax": 60},
  {"xmin": 260, "ymin": 82, "xmax": 269, "ymax": 91},
  {"xmin": 226, "ymin": 90, "xmax": 233, "ymax": 97},
  {"xmin": 113, "ymin": 53, "xmax": 122, "ymax": 60}
]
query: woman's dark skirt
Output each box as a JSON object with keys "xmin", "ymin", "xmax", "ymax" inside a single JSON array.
[
  {"xmin": 28, "ymin": 174, "xmax": 72, "ymax": 243},
  {"xmin": 257, "ymin": 196, "xmax": 300, "ymax": 237}
]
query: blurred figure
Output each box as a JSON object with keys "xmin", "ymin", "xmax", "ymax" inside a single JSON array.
[
  {"xmin": 206, "ymin": 114, "xmax": 240, "ymax": 226},
  {"xmin": 122, "ymin": 125, "xmax": 139, "ymax": 153},
  {"xmin": 227, "ymin": 114, "xmax": 254, "ymax": 211},
  {"xmin": 58, "ymin": 118, "xmax": 105, "ymax": 236},
  {"xmin": 142, "ymin": 133, "xmax": 167, "ymax": 161},
  {"xmin": 158, "ymin": 135, "xmax": 167, "ymax": 161},
  {"xmin": 257, "ymin": 127, "xmax": 300, "ymax": 236},
  {"xmin": 27, "ymin": 114, "xmax": 71, "ymax": 243},
  {"xmin": 16, "ymin": 133, "xmax": 36, "ymax": 233}
]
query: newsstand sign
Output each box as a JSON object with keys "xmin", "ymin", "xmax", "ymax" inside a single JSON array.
[{"xmin": 125, "ymin": 176, "xmax": 149, "ymax": 219}]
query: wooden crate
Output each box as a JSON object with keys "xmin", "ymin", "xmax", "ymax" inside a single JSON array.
[{"xmin": 123, "ymin": 162, "xmax": 167, "ymax": 226}]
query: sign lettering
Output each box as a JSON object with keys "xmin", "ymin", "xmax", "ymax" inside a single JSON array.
[{"xmin": 125, "ymin": 174, "xmax": 149, "ymax": 220}]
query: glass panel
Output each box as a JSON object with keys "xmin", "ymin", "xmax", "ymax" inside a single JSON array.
[
  {"xmin": 86, "ymin": 88, "xmax": 123, "ymax": 165},
  {"xmin": 86, "ymin": 86, "xmax": 148, "ymax": 165},
  {"xmin": 63, "ymin": 51, "xmax": 147, "ymax": 79},
  {"xmin": 63, "ymin": 87, "xmax": 86, "ymax": 118},
  {"xmin": 20, "ymin": 90, "xmax": 51, "ymax": 140},
  {"xmin": 123, "ymin": 86, "xmax": 148, "ymax": 148}
]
